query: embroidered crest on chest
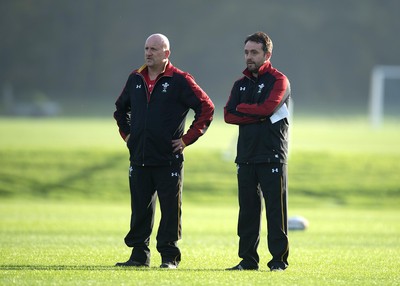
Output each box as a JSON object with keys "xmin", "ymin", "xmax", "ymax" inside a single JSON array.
[
  {"xmin": 257, "ymin": 83, "xmax": 265, "ymax": 93},
  {"xmin": 161, "ymin": 82, "xmax": 169, "ymax": 93}
]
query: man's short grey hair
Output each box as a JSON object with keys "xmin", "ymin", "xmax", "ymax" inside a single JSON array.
[{"xmin": 147, "ymin": 33, "xmax": 170, "ymax": 51}]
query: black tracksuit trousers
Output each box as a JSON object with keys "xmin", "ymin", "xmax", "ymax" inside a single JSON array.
[
  {"xmin": 237, "ymin": 162, "xmax": 289, "ymax": 270},
  {"xmin": 124, "ymin": 163, "xmax": 183, "ymax": 266}
]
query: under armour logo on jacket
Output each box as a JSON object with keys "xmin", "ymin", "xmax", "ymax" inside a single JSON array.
[
  {"xmin": 162, "ymin": 82, "xmax": 169, "ymax": 92},
  {"xmin": 129, "ymin": 166, "xmax": 133, "ymax": 177},
  {"xmin": 240, "ymin": 87, "xmax": 246, "ymax": 91},
  {"xmin": 136, "ymin": 84, "xmax": 141, "ymax": 89},
  {"xmin": 171, "ymin": 172, "xmax": 178, "ymax": 177},
  {"xmin": 257, "ymin": 83, "xmax": 265, "ymax": 93},
  {"xmin": 272, "ymin": 168, "xmax": 279, "ymax": 173}
]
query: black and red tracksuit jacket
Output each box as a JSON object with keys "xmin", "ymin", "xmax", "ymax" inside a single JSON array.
[
  {"xmin": 224, "ymin": 61, "xmax": 291, "ymax": 164},
  {"xmin": 114, "ymin": 61, "xmax": 214, "ymax": 166}
]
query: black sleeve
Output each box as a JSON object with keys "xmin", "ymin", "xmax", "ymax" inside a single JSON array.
[{"xmin": 113, "ymin": 75, "xmax": 132, "ymax": 140}]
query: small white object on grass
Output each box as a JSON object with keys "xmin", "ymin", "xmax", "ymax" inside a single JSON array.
[{"xmin": 288, "ymin": 216, "xmax": 309, "ymax": 231}]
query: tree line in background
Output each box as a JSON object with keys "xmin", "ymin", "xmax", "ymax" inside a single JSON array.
[{"xmin": 1, "ymin": 0, "xmax": 400, "ymax": 115}]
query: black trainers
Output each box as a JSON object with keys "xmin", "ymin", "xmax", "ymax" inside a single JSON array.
[
  {"xmin": 115, "ymin": 260, "xmax": 149, "ymax": 267},
  {"xmin": 160, "ymin": 262, "xmax": 178, "ymax": 269},
  {"xmin": 270, "ymin": 266, "xmax": 284, "ymax": 272},
  {"xmin": 226, "ymin": 264, "xmax": 258, "ymax": 271}
]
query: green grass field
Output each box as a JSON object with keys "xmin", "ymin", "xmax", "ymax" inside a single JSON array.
[{"xmin": 0, "ymin": 117, "xmax": 400, "ymax": 285}]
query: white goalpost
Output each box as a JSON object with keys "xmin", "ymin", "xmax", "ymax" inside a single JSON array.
[{"xmin": 369, "ymin": 65, "xmax": 400, "ymax": 128}]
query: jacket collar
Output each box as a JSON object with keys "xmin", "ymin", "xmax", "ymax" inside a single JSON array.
[{"xmin": 137, "ymin": 61, "xmax": 174, "ymax": 78}]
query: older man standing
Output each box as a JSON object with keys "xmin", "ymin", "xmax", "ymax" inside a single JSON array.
[{"xmin": 114, "ymin": 33, "xmax": 214, "ymax": 269}]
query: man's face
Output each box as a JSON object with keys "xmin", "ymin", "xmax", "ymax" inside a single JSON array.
[
  {"xmin": 144, "ymin": 36, "xmax": 169, "ymax": 68},
  {"xmin": 244, "ymin": 41, "xmax": 269, "ymax": 74}
]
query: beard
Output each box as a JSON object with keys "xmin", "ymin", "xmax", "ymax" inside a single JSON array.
[{"xmin": 246, "ymin": 62, "xmax": 260, "ymax": 73}]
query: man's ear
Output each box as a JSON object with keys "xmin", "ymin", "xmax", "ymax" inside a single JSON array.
[{"xmin": 265, "ymin": 52, "xmax": 272, "ymax": 61}]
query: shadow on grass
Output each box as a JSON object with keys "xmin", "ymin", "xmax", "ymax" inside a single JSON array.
[
  {"xmin": 36, "ymin": 153, "xmax": 126, "ymax": 197},
  {"xmin": 0, "ymin": 151, "xmax": 127, "ymax": 199},
  {"xmin": 0, "ymin": 265, "xmax": 240, "ymax": 272}
]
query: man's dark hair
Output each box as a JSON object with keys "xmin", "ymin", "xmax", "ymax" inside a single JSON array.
[{"xmin": 245, "ymin": 32, "xmax": 273, "ymax": 54}]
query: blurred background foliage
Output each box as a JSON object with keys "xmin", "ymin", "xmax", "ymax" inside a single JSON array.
[{"xmin": 1, "ymin": 0, "xmax": 400, "ymax": 117}]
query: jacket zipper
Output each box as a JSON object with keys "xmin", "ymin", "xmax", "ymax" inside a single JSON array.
[
  {"xmin": 141, "ymin": 75, "xmax": 149, "ymax": 166},
  {"xmin": 140, "ymin": 74, "xmax": 164, "ymax": 166}
]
